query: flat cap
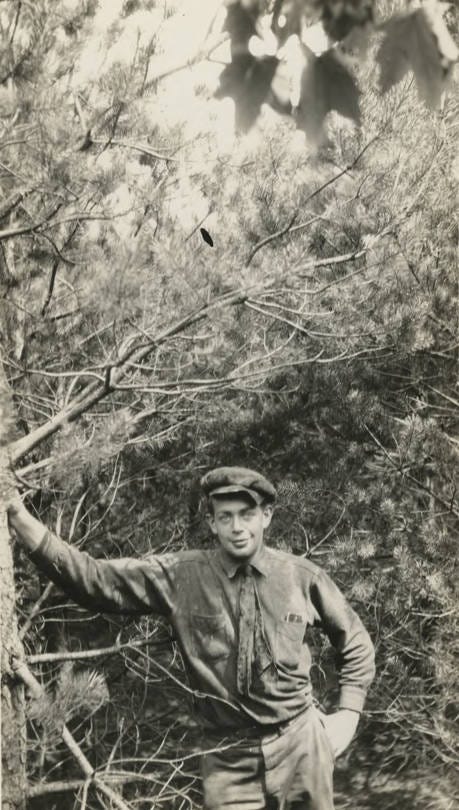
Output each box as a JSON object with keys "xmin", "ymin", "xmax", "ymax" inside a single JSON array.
[{"xmin": 200, "ymin": 466, "xmax": 277, "ymax": 505}]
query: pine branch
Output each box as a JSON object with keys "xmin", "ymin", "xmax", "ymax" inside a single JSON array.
[
  {"xmin": 0, "ymin": 208, "xmax": 134, "ymax": 241},
  {"xmin": 245, "ymin": 133, "xmax": 385, "ymax": 267},
  {"xmin": 112, "ymin": 345, "xmax": 389, "ymax": 396},
  {"xmin": 246, "ymin": 211, "xmax": 300, "ymax": 266},
  {"xmin": 364, "ymin": 424, "xmax": 459, "ymax": 519},
  {"xmin": 12, "ymin": 658, "xmax": 132, "ymax": 810},
  {"xmin": 8, "ymin": 286, "xmax": 252, "ymax": 463}
]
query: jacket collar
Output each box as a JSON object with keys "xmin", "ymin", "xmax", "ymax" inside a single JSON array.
[{"xmin": 217, "ymin": 544, "xmax": 269, "ymax": 579}]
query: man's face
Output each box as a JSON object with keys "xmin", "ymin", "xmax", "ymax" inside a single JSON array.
[{"xmin": 207, "ymin": 496, "xmax": 273, "ymax": 561}]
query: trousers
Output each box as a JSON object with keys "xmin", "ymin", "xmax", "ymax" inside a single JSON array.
[{"xmin": 201, "ymin": 706, "xmax": 335, "ymax": 810}]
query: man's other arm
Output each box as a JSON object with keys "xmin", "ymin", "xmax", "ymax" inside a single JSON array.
[
  {"xmin": 8, "ymin": 499, "xmax": 175, "ymax": 616},
  {"xmin": 310, "ymin": 568, "xmax": 376, "ymax": 755}
]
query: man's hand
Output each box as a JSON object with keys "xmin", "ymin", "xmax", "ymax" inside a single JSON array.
[
  {"xmin": 7, "ymin": 494, "xmax": 25, "ymax": 519},
  {"xmin": 318, "ymin": 708, "xmax": 360, "ymax": 758},
  {"xmin": 6, "ymin": 498, "xmax": 47, "ymax": 552}
]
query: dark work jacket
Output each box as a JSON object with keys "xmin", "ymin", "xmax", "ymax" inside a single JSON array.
[{"xmin": 30, "ymin": 532, "xmax": 375, "ymax": 730}]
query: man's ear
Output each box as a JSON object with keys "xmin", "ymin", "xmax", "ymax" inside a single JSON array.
[
  {"xmin": 207, "ymin": 513, "xmax": 218, "ymax": 536},
  {"xmin": 262, "ymin": 504, "xmax": 273, "ymax": 529}
]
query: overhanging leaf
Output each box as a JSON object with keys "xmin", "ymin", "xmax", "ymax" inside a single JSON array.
[
  {"xmin": 224, "ymin": 0, "xmax": 263, "ymax": 57},
  {"xmin": 295, "ymin": 47, "xmax": 361, "ymax": 145},
  {"xmin": 271, "ymin": 0, "xmax": 304, "ymax": 45},
  {"xmin": 215, "ymin": 1, "xmax": 279, "ymax": 131},
  {"xmin": 319, "ymin": 0, "xmax": 375, "ymax": 41},
  {"xmin": 377, "ymin": 0, "xmax": 458, "ymax": 108}
]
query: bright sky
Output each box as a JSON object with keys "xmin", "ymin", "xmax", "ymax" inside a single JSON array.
[{"xmin": 60, "ymin": 0, "xmax": 327, "ymax": 231}]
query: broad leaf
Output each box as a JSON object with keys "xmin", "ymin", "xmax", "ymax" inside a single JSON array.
[
  {"xmin": 224, "ymin": 0, "xmax": 265, "ymax": 56},
  {"xmin": 295, "ymin": 47, "xmax": 361, "ymax": 144},
  {"xmin": 215, "ymin": 1, "xmax": 279, "ymax": 131},
  {"xmin": 319, "ymin": 0, "xmax": 375, "ymax": 41},
  {"xmin": 377, "ymin": 0, "xmax": 458, "ymax": 108},
  {"xmin": 271, "ymin": 0, "xmax": 304, "ymax": 45},
  {"xmin": 216, "ymin": 54, "xmax": 279, "ymax": 131}
]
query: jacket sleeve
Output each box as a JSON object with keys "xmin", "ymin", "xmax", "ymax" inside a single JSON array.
[
  {"xmin": 310, "ymin": 569, "xmax": 376, "ymax": 713},
  {"xmin": 28, "ymin": 530, "xmax": 176, "ymax": 616}
]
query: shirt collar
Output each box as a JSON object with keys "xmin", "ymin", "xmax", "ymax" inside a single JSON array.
[{"xmin": 217, "ymin": 544, "xmax": 270, "ymax": 579}]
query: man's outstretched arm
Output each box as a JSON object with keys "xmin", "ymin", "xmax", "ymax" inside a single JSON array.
[{"xmin": 8, "ymin": 499, "xmax": 175, "ymax": 617}]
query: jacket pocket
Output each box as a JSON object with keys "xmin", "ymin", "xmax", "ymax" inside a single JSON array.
[
  {"xmin": 275, "ymin": 619, "xmax": 306, "ymax": 668},
  {"xmin": 190, "ymin": 613, "xmax": 230, "ymax": 661}
]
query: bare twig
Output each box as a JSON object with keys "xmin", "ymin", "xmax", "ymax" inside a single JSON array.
[
  {"xmin": 304, "ymin": 503, "xmax": 347, "ymax": 557},
  {"xmin": 91, "ymin": 137, "xmax": 178, "ymax": 162},
  {"xmin": 19, "ymin": 582, "xmax": 53, "ymax": 641},
  {"xmin": 143, "ymin": 32, "xmax": 228, "ymax": 92}
]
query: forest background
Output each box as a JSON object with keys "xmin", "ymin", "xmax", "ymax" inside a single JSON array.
[{"xmin": 0, "ymin": 1, "xmax": 457, "ymax": 809}]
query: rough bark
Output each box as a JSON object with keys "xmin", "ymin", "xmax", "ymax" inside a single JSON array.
[{"xmin": 0, "ymin": 363, "xmax": 27, "ymax": 810}]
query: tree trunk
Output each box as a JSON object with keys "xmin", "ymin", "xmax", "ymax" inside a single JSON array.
[{"xmin": 0, "ymin": 364, "xmax": 27, "ymax": 810}]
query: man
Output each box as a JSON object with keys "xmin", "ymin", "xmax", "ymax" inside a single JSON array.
[{"xmin": 8, "ymin": 466, "xmax": 375, "ymax": 809}]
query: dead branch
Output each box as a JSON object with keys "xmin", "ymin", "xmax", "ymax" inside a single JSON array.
[
  {"xmin": 91, "ymin": 137, "xmax": 178, "ymax": 162},
  {"xmin": 27, "ymin": 637, "xmax": 173, "ymax": 665},
  {"xmin": 19, "ymin": 582, "xmax": 54, "ymax": 641}
]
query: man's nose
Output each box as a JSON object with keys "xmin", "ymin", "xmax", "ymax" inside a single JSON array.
[{"xmin": 231, "ymin": 516, "xmax": 244, "ymax": 533}]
